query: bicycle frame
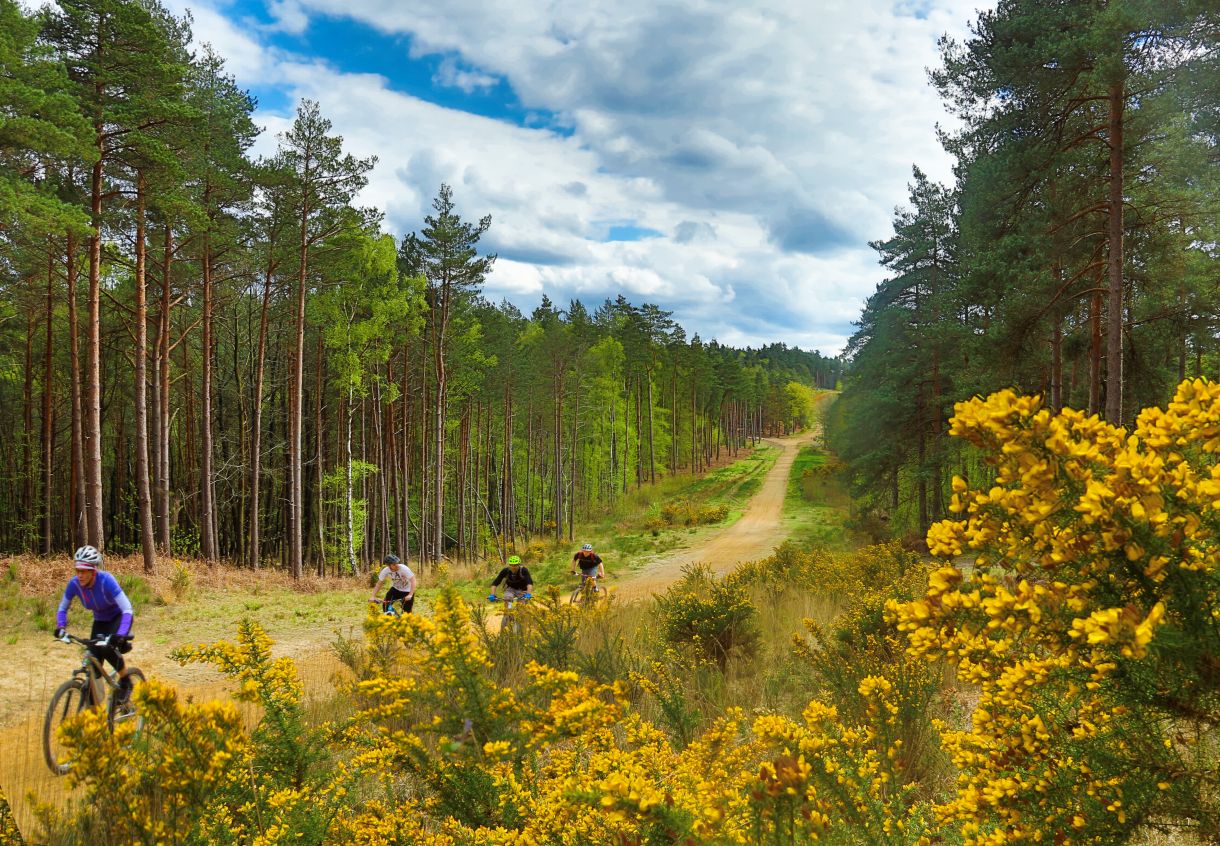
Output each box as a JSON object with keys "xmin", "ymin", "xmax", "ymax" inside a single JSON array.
[
  {"xmin": 497, "ymin": 594, "xmax": 530, "ymax": 633},
  {"xmin": 63, "ymin": 635, "xmax": 124, "ymax": 706}
]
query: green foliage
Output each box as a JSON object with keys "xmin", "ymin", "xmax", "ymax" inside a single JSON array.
[
  {"xmin": 831, "ymin": 0, "xmax": 1220, "ymax": 548},
  {"xmin": 655, "ymin": 564, "xmax": 760, "ymax": 669},
  {"xmin": 119, "ymin": 574, "xmax": 159, "ymax": 609},
  {"xmin": 0, "ymin": 0, "xmax": 92, "ymax": 234}
]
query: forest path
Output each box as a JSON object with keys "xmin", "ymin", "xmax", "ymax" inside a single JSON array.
[{"xmin": 612, "ymin": 431, "xmax": 810, "ymax": 600}]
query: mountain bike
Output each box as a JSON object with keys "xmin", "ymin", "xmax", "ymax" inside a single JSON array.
[
  {"xmin": 368, "ymin": 596, "xmax": 410, "ymax": 617},
  {"xmin": 44, "ymin": 633, "xmax": 145, "ymax": 775},
  {"xmin": 569, "ymin": 573, "xmax": 604, "ymax": 606},
  {"xmin": 489, "ymin": 592, "xmax": 531, "ymax": 634}
]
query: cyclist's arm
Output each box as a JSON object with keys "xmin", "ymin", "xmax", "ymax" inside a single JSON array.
[
  {"xmin": 369, "ymin": 576, "xmax": 387, "ymax": 601},
  {"xmin": 54, "ymin": 582, "xmax": 78, "ymax": 631},
  {"xmin": 406, "ymin": 571, "xmax": 416, "ymax": 597},
  {"xmin": 490, "ymin": 568, "xmax": 507, "ymax": 596},
  {"xmin": 595, "ymin": 554, "xmax": 605, "ymax": 577},
  {"xmin": 111, "ymin": 590, "xmax": 134, "ymax": 637},
  {"xmin": 102, "ymin": 574, "xmax": 134, "ymax": 636}
]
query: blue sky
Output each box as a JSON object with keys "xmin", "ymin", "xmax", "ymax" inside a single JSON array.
[{"xmin": 169, "ymin": 0, "xmax": 991, "ymax": 354}]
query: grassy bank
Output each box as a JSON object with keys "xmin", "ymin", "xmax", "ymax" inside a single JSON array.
[{"xmin": 781, "ymin": 444, "xmax": 859, "ymax": 550}]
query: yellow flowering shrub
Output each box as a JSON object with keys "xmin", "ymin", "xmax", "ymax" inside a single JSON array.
[
  {"xmin": 33, "ymin": 678, "xmax": 248, "ymax": 844},
  {"xmin": 726, "ymin": 541, "xmax": 921, "ymax": 599},
  {"xmin": 890, "ymin": 380, "xmax": 1220, "ymax": 845},
  {"xmin": 342, "ymin": 587, "xmax": 944, "ymax": 845},
  {"xmin": 0, "ymin": 784, "xmax": 24, "ymax": 846},
  {"xmin": 36, "ymin": 620, "xmax": 352, "ymax": 846}
]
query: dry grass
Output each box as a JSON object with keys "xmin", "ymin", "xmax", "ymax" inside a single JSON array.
[{"xmin": 1, "ymin": 552, "xmax": 362, "ymax": 602}]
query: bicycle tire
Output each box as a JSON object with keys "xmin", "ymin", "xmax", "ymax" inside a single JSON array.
[
  {"xmin": 44, "ymin": 677, "xmax": 88, "ymax": 775},
  {"xmin": 498, "ymin": 604, "xmax": 520, "ymax": 635},
  {"xmin": 570, "ymin": 583, "xmax": 602, "ymax": 606},
  {"xmin": 108, "ymin": 667, "xmax": 146, "ymax": 735}
]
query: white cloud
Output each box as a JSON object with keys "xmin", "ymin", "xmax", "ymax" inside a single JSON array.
[
  {"xmin": 266, "ymin": 0, "xmax": 309, "ymax": 34},
  {"xmin": 432, "ymin": 56, "xmax": 500, "ymax": 93},
  {"xmin": 168, "ymin": 0, "xmax": 992, "ymax": 354}
]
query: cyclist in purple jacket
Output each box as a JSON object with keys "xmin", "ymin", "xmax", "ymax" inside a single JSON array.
[{"xmin": 54, "ymin": 545, "xmax": 135, "ymax": 703}]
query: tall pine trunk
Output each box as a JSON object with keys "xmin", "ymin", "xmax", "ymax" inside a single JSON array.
[
  {"xmin": 646, "ymin": 372, "xmax": 656, "ymax": 484},
  {"xmin": 288, "ymin": 191, "xmax": 309, "ymax": 579},
  {"xmin": 84, "ymin": 142, "xmax": 104, "ymax": 548},
  {"xmin": 315, "ymin": 333, "xmax": 326, "ymax": 574},
  {"xmin": 200, "ymin": 233, "xmax": 217, "ymax": 563},
  {"xmin": 42, "ymin": 245, "xmax": 55, "ymax": 554},
  {"xmin": 433, "ymin": 327, "xmax": 446, "ymax": 566},
  {"xmin": 1104, "ymin": 78, "xmax": 1125, "ymax": 424},
  {"xmin": 248, "ymin": 258, "xmax": 274, "ymax": 568},
  {"xmin": 67, "ymin": 233, "xmax": 85, "ymax": 546},
  {"xmin": 1089, "ymin": 285, "xmax": 1103, "ymax": 416},
  {"xmin": 133, "ymin": 173, "xmax": 156, "ymax": 572},
  {"xmin": 155, "ymin": 226, "xmax": 173, "ymax": 551}
]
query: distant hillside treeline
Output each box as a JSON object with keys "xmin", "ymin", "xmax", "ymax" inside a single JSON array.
[
  {"xmin": 830, "ymin": 0, "xmax": 1220, "ymax": 537},
  {"xmin": 0, "ymin": 0, "xmax": 841, "ymax": 571}
]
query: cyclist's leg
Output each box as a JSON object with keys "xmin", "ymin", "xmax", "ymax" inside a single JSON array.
[
  {"xmin": 89, "ymin": 617, "xmax": 130, "ymax": 700},
  {"xmin": 402, "ymin": 594, "xmax": 415, "ymax": 614},
  {"xmin": 384, "ymin": 587, "xmax": 408, "ymax": 614}
]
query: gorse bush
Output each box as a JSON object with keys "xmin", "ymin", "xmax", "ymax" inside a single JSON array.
[
  {"xmin": 659, "ymin": 500, "xmax": 730, "ymax": 527},
  {"xmin": 891, "ymin": 380, "xmax": 1220, "ymax": 844},
  {"xmin": 726, "ymin": 539, "xmax": 920, "ymax": 599},
  {"xmin": 34, "ymin": 619, "xmax": 343, "ymax": 845}
]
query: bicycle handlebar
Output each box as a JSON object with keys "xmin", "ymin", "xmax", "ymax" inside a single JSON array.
[{"xmin": 59, "ymin": 633, "xmax": 133, "ymax": 648}]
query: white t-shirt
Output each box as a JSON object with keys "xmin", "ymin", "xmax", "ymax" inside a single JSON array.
[{"xmin": 378, "ymin": 565, "xmax": 415, "ymax": 594}]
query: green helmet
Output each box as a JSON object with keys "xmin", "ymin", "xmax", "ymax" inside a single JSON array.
[{"xmin": 507, "ymin": 555, "xmax": 522, "ymax": 566}]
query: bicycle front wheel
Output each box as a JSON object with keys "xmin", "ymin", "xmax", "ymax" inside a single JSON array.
[
  {"xmin": 109, "ymin": 667, "xmax": 145, "ymax": 736},
  {"xmin": 44, "ymin": 677, "xmax": 88, "ymax": 775}
]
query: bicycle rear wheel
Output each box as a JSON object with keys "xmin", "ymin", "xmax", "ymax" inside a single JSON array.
[
  {"xmin": 570, "ymin": 582, "xmax": 602, "ymax": 606},
  {"xmin": 44, "ymin": 678, "xmax": 88, "ymax": 775},
  {"xmin": 108, "ymin": 667, "xmax": 145, "ymax": 736}
]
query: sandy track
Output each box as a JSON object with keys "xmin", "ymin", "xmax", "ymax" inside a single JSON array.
[{"xmin": 614, "ymin": 432, "xmax": 809, "ymax": 600}]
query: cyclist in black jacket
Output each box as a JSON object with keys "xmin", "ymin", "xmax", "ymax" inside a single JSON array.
[{"xmin": 489, "ymin": 555, "xmax": 533, "ymax": 602}]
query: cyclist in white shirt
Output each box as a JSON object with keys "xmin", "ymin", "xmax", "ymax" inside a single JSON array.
[{"xmin": 369, "ymin": 554, "xmax": 416, "ymax": 615}]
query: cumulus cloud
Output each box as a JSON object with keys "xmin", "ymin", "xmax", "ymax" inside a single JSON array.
[
  {"xmin": 166, "ymin": 0, "xmax": 990, "ymax": 354},
  {"xmin": 432, "ymin": 56, "xmax": 500, "ymax": 93}
]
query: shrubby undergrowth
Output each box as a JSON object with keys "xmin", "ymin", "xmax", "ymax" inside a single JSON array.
[{"xmin": 32, "ymin": 381, "xmax": 1220, "ymax": 845}]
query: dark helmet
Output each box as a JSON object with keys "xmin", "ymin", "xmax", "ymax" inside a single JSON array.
[{"xmin": 383, "ymin": 554, "xmax": 401, "ymax": 565}]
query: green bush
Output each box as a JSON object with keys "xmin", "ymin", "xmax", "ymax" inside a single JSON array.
[
  {"xmin": 121, "ymin": 574, "xmax": 161, "ymax": 608},
  {"xmin": 655, "ymin": 564, "xmax": 759, "ymax": 669}
]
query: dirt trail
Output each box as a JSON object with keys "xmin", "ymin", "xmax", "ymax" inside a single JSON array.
[{"xmin": 614, "ymin": 432, "xmax": 809, "ymax": 600}]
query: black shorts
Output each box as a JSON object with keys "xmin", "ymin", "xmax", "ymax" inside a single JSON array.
[
  {"xmin": 90, "ymin": 616, "xmax": 127, "ymax": 672},
  {"xmin": 385, "ymin": 587, "xmax": 414, "ymax": 614}
]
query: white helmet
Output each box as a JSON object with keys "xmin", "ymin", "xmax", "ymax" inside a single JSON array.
[
  {"xmin": 73, "ymin": 545, "xmax": 102, "ymax": 569},
  {"xmin": 581, "ymin": 543, "xmax": 593, "ymax": 551}
]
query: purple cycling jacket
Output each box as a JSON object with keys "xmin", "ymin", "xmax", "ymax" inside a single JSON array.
[{"xmin": 55, "ymin": 571, "xmax": 133, "ymax": 636}]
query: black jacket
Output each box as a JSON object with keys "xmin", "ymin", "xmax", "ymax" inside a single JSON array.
[{"xmin": 491, "ymin": 567, "xmax": 532, "ymax": 590}]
